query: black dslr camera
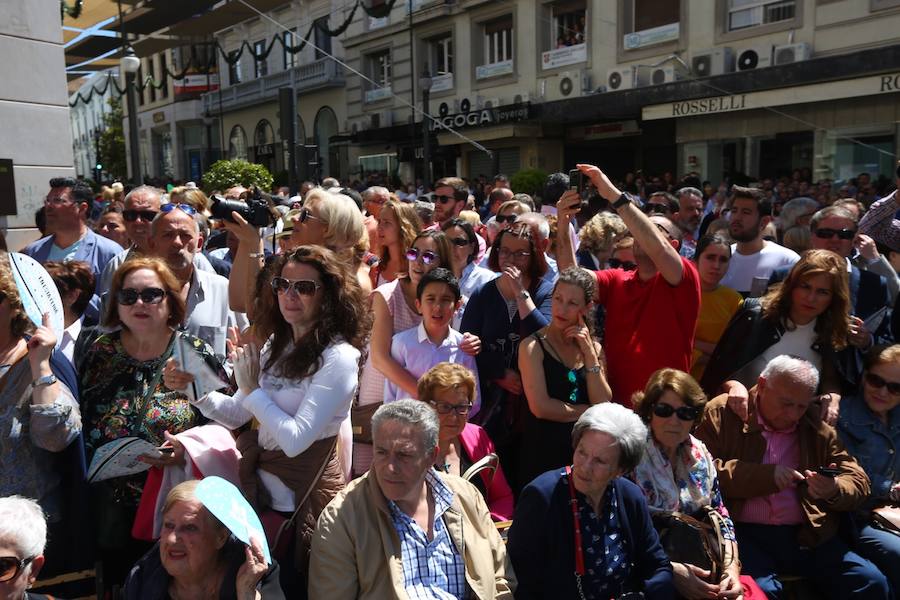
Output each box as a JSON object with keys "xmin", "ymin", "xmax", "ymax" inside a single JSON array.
[{"xmin": 210, "ymin": 187, "xmax": 274, "ymax": 227}]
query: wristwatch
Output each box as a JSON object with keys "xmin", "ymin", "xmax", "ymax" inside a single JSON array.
[
  {"xmin": 32, "ymin": 374, "xmax": 57, "ymax": 389},
  {"xmin": 585, "ymin": 365, "xmax": 601, "ymax": 375},
  {"xmin": 612, "ymin": 193, "xmax": 631, "ymax": 210},
  {"xmin": 519, "ymin": 290, "xmax": 531, "ymax": 301}
]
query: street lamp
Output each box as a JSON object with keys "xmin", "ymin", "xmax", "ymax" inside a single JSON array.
[
  {"xmin": 419, "ymin": 65, "xmax": 433, "ymax": 186},
  {"xmin": 93, "ymin": 128, "xmax": 103, "ymax": 183},
  {"xmin": 120, "ymin": 46, "xmax": 142, "ymax": 184}
]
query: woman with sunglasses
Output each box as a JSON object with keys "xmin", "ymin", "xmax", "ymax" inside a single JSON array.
[
  {"xmin": 837, "ymin": 344, "xmax": 900, "ymax": 595},
  {"xmin": 369, "ymin": 199, "xmax": 422, "ymax": 289},
  {"xmin": 0, "ymin": 496, "xmax": 52, "ymax": 600},
  {"xmin": 353, "ymin": 230, "xmax": 454, "ymax": 475},
  {"xmin": 460, "ymin": 221, "xmax": 553, "ymax": 492},
  {"xmin": 419, "ymin": 362, "xmax": 514, "ymax": 521},
  {"xmin": 630, "ymin": 369, "xmax": 760, "ymax": 600},
  {"xmin": 441, "ymin": 217, "xmax": 498, "ymax": 327},
  {"xmin": 518, "ymin": 267, "xmax": 612, "ymax": 489},
  {"xmin": 169, "ymin": 245, "xmax": 370, "ymax": 595},
  {"xmin": 80, "ymin": 257, "xmax": 228, "ymax": 589},
  {"xmin": 691, "ymin": 234, "xmax": 743, "ymax": 381}
]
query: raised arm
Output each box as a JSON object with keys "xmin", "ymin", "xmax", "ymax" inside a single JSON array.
[{"xmin": 225, "ymin": 213, "xmax": 265, "ymax": 316}]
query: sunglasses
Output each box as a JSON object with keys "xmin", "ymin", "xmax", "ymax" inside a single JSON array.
[
  {"xmin": 449, "ymin": 236, "xmax": 470, "ymax": 247},
  {"xmin": 643, "ymin": 203, "xmax": 670, "ymax": 215},
  {"xmin": 270, "ymin": 277, "xmax": 321, "ymax": 296},
  {"xmin": 0, "ymin": 556, "xmax": 35, "ymax": 583},
  {"xmin": 655, "ymin": 223, "xmax": 674, "ymax": 240},
  {"xmin": 864, "ymin": 372, "xmax": 900, "ymax": 395},
  {"xmin": 652, "ymin": 402, "xmax": 700, "ymax": 422},
  {"xmin": 608, "ymin": 258, "xmax": 637, "ymax": 271},
  {"xmin": 495, "ymin": 214, "xmax": 518, "ymax": 224},
  {"xmin": 123, "ymin": 209, "xmax": 159, "ymax": 222},
  {"xmin": 497, "ymin": 247, "xmax": 532, "ymax": 261},
  {"xmin": 299, "ymin": 207, "xmax": 324, "ymax": 224},
  {"xmin": 160, "ymin": 203, "xmax": 197, "ymax": 216},
  {"xmin": 432, "ymin": 401, "xmax": 473, "ymax": 416},
  {"xmin": 117, "ymin": 287, "xmax": 167, "ymax": 306},
  {"xmin": 434, "ymin": 194, "xmax": 455, "ymax": 204},
  {"xmin": 406, "ymin": 247, "xmax": 438, "ymax": 264},
  {"xmin": 814, "ymin": 228, "xmax": 856, "ymax": 240}
]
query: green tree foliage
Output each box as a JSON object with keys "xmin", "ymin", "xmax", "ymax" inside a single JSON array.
[
  {"xmin": 510, "ymin": 168, "xmax": 549, "ymax": 198},
  {"xmin": 202, "ymin": 159, "xmax": 274, "ymax": 194},
  {"xmin": 99, "ymin": 97, "xmax": 127, "ymax": 181}
]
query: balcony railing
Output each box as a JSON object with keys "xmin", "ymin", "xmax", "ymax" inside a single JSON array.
[{"xmin": 202, "ymin": 58, "xmax": 343, "ymax": 114}]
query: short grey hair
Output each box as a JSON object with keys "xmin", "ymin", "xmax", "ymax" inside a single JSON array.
[
  {"xmin": 678, "ymin": 187, "xmax": 703, "ymax": 202},
  {"xmin": 0, "ymin": 496, "xmax": 47, "ymax": 559},
  {"xmin": 372, "ymin": 399, "xmax": 440, "ymax": 455},
  {"xmin": 516, "ymin": 212, "xmax": 550, "ymax": 241},
  {"xmin": 572, "ymin": 403, "xmax": 648, "ymax": 472},
  {"xmin": 362, "ymin": 186, "xmax": 389, "ymax": 201},
  {"xmin": 779, "ymin": 197, "xmax": 820, "ymax": 231},
  {"xmin": 760, "ymin": 355, "xmax": 820, "ymax": 395},
  {"xmin": 124, "ymin": 185, "xmax": 163, "ymax": 207}
]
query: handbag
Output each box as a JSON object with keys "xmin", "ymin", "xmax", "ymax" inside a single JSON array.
[
  {"xmin": 652, "ymin": 507, "xmax": 736, "ymax": 583},
  {"xmin": 871, "ymin": 504, "xmax": 900, "ymax": 536},
  {"xmin": 351, "ymin": 401, "xmax": 381, "ymax": 444}
]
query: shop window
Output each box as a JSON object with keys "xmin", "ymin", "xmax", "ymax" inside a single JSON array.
[
  {"xmin": 621, "ymin": 0, "xmax": 680, "ymax": 51},
  {"xmin": 314, "ymin": 17, "xmax": 332, "ymax": 60},
  {"xmin": 727, "ymin": 0, "xmax": 795, "ymax": 31},
  {"xmin": 253, "ymin": 40, "xmax": 268, "ymax": 78},
  {"xmin": 477, "ymin": 15, "xmax": 514, "ymax": 80},
  {"xmin": 255, "ymin": 119, "xmax": 275, "ymax": 146},
  {"xmin": 284, "ymin": 28, "xmax": 298, "ymax": 70},
  {"xmin": 359, "ymin": 153, "xmax": 397, "ymax": 179},
  {"xmin": 541, "ymin": 1, "xmax": 587, "ymax": 70},
  {"xmin": 228, "ymin": 125, "xmax": 248, "ymax": 160},
  {"xmin": 228, "ymin": 50, "xmax": 242, "ymax": 85},
  {"xmin": 365, "ymin": 50, "xmax": 392, "ymax": 102}
]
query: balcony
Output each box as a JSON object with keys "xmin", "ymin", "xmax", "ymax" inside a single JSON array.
[{"xmin": 202, "ymin": 58, "xmax": 344, "ymax": 115}]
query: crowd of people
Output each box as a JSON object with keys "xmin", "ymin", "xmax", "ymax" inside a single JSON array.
[{"xmin": 0, "ymin": 160, "xmax": 899, "ymax": 600}]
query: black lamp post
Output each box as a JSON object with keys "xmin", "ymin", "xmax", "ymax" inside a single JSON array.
[
  {"xmin": 93, "ymin": 128, "xmax": 103, "ymax": 183},
  {"xmin": 419, "ymin": 65, "xmax": 432, "ymax": 186},
  {"xmin": 120, "ymin": 46, "xmax": 142, "ymax": 184}
]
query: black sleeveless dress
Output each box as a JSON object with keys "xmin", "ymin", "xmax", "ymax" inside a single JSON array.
[{"xmin": 517, "ymin": 332, "xmax": 589, "ymax": 488}]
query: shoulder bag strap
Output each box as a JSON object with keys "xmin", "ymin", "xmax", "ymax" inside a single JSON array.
[{"xmin": 273, "ymin": 436, "xmax": 338, "ymax": 549}]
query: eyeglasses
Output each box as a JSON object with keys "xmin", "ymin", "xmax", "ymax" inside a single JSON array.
[
  {"xmin": 270, "ymin": 277, "xmax": 321, "ymax": 296},
  {"xmin": 655, "ymin": 223, "xmax": 674, "ymax": 240},
  {"xmin": 814, "ymin": 228, "xmax": 856, "ymax": 240},
  {"xmin": 608, "ymin": 258, "xmax": 637, "ymax": 271},
  {"xmin": 160, "ymin": 203, "xmax": 197, "ymax": 216},
  {"xmin": 44, "ymin": 195, "xmax": 75, "ymax": 206},
  {"xmin": 449, "ymin": 237, "xmax": 470, "ymax": 247},
  {"xmin": 123, "ymin": 209, "xmax": 159, "ymax": 222},
  {"xmin": 0, "ymin": 556, "xmax": 35, "ymax": 583},
  {"xmin": 431, "ymin": 401, "xmax": 473, "ymax": 416},
  {"xmin": 434, "ymin": 194, "xmax": 455, "ymax": 204},
  {"xmin": 495, "ymin": 214, "xmax": 518, "ymax": 224},
  {"xmin": 117, "ymin": 287, "xmax": 167, "ymax": 306},
  {"xmin": 299, "ymin": 207, "xmax": 324, "ymax": 224},
  {"xmin": 643, "ymin": 203, "xmax": 670, "ymax": 215},
  {"xmin": 406, "ymin": 247, "xmax": 438, "ymax": 264},
  {"xmin": 497, "ymin": 247, "xmax": 532, "ymax": 261},
  {"xmin": 864, "ymin": 372, "xmax": 900, "ymax": 395},
  {"xmin": 652, "ymin": 402, "xmax": 700, "ymax": 422}
]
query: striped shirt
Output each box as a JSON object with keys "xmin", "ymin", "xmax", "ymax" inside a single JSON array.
[{"xmin": 388, "ymin": 470, "xmax": 467, "ymax": 599}]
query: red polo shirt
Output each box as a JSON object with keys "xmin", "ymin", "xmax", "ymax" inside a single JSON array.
[{"xmin": 595, "ymin": 257, "xmax": 701, "ymax": 406}]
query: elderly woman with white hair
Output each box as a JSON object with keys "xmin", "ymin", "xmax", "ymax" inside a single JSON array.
[
  {"xmin": 507, "ymin": 403, "xmax": 674, "ymax": 599},
  {"xmin": 0, "ymin": 496, "xmax": 49, "ymax": 600}
]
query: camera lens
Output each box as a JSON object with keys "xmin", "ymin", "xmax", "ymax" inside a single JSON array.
[{"xmin": 210, "ymin": 195, "xmax": 251, "ymax": 223}]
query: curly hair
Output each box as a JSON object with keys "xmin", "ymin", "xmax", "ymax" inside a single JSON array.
[
  {"xmin": 378, "ymin": 199, "xmax": 422, "ymax": 267},
  {"xmin": 632, "ymin": 368, "xmax": 708, "ymax": 424},
  {"xmin": 578, "ymin": 212, "xmax": 626, "ymax": 257},
  {"xmin": 253, "ymin": 245, "xmax": 372, "ymax": 380},
  {"xmin": 417, "ymin": 362, "xmax": 477, "ymax": 405},
  {"xmin": 761, "ymin": 249, "xmax": 850, "ymax": 349},
  {"xmin": 0, "ymin": 253, "xmax": 35, "ymax": 339}
]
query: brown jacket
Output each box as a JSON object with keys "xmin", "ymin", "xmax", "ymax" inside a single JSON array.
[
  {"xmin": 695, "ymin": 391, "xmax": 870, "ymax": 547},
  {"xmin": 309, "ymin": 470, "xmax": 516, "ymax": 599}
]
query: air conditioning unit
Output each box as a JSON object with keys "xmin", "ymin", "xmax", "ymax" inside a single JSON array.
[
  {"xmin": 513, "ymin": 92, "xmax": 531, "ymax": 104},
  {"xmin": 651, "ymin": 65, "xmax": 678, "ymax": 85},
  {"xmin": 691, "ymin": 47, "xmax": 735, "ymax": 77},
  {"xmin": 773, "ymin": 42, "xmax": 812, "ymax": 65},
  {"xmin": 459, "ymin": 97, "xmax": 473, "ymax": 113},
  {"xmin": 736, "ymin": 45, "xmax": 773, "ymax": 71},
  {"xmin": 606, "ymin": 67, "xmax": 635, "ymax": 91},
  {"xmin": 480, "ymin": 97, "xmax": 502, "ymax": 109}
]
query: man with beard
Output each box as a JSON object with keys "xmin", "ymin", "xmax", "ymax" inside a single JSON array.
[
  {"xmin": 720, "ymin": 185, "xmax": 799, "ymax": 296},
  {"xmin": 674, "ymin": 186, "xmax": 704, "ymax": 259}
]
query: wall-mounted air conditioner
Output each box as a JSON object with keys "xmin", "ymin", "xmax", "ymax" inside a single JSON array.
[
  {"xmin": 691, "ymin": 47, "xmax": 735, "ymax": 77},
  {"xmin": 606, "ymin": 67, "xmax": 634, "ymax": 91},
  {"xmin": 736, "ymin": 45, "xmax": 773, "ymax": 71},
  {"xmin": 773, "ymin": 42, "xmax": 812, "ymax": 65}
]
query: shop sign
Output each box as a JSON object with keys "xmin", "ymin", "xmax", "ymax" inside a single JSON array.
[
  {"xmin": 174, "ymin": 73, "xmax": 220, "ymax": 96},
  {"xmin": 568, "ymin": 120, "xmax": 640, "ymax": 141},
  {"xmin": 542, "ymin": 43, "xmax": 587, "ymax": 70},
  {"xmin": 430, "ymin": 73, "xmax": 454, "ymax": 93},
  {"xmin": 431, "ymin": 103, "xmax": 533, "ymax": 131},
  {"xmin": 152, "ymin": 111, "xmax": 166, "ymax": 124},
  {"xmin": 623, "ymin": 22, "xmax": 679, "ymax": 50},
  {"xmin": 476, "ymin": 59, "xmax": 514, "ymax": 80},
  {"xmin": 643, "ymin": 70, "xmax": 900, "ymax": 121},
  {"xmin": 256, "ymin": 143, "xmax": 275, "ymax": 157}
]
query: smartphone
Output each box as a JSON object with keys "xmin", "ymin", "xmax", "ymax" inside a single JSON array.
[
  {"xmin": 158, "ymin": 446, "xmax": 175, "ymax": 455},
  {"xmin": 816, "ymin": 466, "xmax": 840, "ymax": 478},
  {"xmin": 568, "ymin": 169, "xmax": 584, "ymax": 193}
]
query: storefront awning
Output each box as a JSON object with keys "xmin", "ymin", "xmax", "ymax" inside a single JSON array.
[{"xmin": 436, "ymin": 124, "xmax": 542, "ymax": 146}]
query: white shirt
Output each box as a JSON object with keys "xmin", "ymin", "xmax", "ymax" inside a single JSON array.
[
  {"xmin": 720, "ymin": 241, "xmax": 800, "ymax": 295},
  {"xmin": 58, "ymin": 318, "xmax": 82, "ymax": 365},
  {"xmin": 195, "ymin": 339, "xmax": 361, "ymax": 511}
]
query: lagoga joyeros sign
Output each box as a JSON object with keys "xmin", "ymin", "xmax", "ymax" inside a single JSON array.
[{"xmin": 431, "ymin": 100, "xmax": 534, "ymax": 131}]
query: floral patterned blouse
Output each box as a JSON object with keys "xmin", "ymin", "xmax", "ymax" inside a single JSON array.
[{"xmin": 79, "ymin": 330, "xmax": 227, "ymax": 504}]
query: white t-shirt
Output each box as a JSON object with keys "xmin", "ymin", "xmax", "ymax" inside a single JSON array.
[
  {"xmin": 720, "ymin": 241, "xmax": 800, "ymax": 295},
  {"xmin": 761, "ymin": 320, "xmax": 822, "ymax": 373}
]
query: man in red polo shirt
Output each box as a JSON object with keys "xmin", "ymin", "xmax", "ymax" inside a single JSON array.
[{"xmin": 557, "ymin": 163, "xmax": 701, "ymax": 406}]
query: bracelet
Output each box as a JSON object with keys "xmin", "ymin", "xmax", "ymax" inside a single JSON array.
[
  {"xmin": 585, "ymin": 365, "xmax": 601, "ymax": 374},
  {"xmin": 612, "ymin": 193, "xmax": 630, "ymax": 210},
  {"xmin": 248, "ymin": 252, "xmax": 265, "ymax": 259}
]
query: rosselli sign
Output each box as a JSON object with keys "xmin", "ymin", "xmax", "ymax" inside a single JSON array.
[
  {"xmin": 431, "ymin": 103, "xmax": 534, "ymax": 131},
  {"xmin": 642, "ymin": 71, "xmax": 900, "ymax": 120}
]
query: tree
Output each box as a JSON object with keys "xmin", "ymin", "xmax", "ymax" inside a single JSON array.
[
  {"xmin": 99, "ymin": 97, "xmax": 127, "ymax": 181},
  {"xmin": 510, "ymin": 168, "xmax": 548, "ymax": 198},
  {"xmin": 202, "ymin": 159, "xmax": 274, "ymax": 194}
]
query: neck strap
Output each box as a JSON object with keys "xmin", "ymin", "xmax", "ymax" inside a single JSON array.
[{"xmin": 565, "ymin": 466, "xmax": 586, "ymax": 577}]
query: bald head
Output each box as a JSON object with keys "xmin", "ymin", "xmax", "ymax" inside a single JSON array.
[{"xmin": 149, "ymin": 208, "xmax": 200, "ymax": 275}]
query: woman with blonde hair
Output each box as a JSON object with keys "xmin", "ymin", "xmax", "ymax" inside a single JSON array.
[
  {"xmin": 169, "ymin": 186, "xmax": 211, "ymax": 215},
  {"xmin": 368, "ymin": 199, "xmax": 421, "ymax": 288},
  {"xmin": 576, "ymin": 211, "xmax": 627, "ymax": 270}
]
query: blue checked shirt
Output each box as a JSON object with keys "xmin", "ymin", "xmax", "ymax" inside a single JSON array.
[{"xmin": 388, "ymin": 469, "xmax": 467, "ymax": 600}]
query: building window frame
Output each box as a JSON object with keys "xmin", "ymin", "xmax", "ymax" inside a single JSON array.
[
  {"xmin": 617, "ymin": 0, "xmax": 684, "ymax": 62},
  {"xmin": 364, "ymin": 48, "xmax": 392, "ymax": 103},
  {"xmin": 228, "ymin": 50, "xmax": 242, "ymax": 85},
  {"xmin": 314, "ymin": 17, "xmax": 332, "ymax": 60},
  {"xmin": 228, "ymin": 124, "xmax": 248, "ymax": 160},
  {"xmin": 253, "ymin": 39, "xmax": 268, "ymax": 78},
  {"xmin": 714, "ymin": 0, "xmax": 802, "ymax": 44},
  {"xmin": 284, "ymin": 28, "xmax": 298, "ymax": 70},
  {"xmin": 159, "ymin": 52, "xmax": 169, "ymax": 99},
  {"xmin": 871, "ymin": 0, "xmax": 900, "ymax": 9},
  {"xmin": 539, "ymin": 0, "xmax": 589, "ymax": 72},
  {"xmin": 473, "ymin": 12, "xmax": 515, "ymax": 83}
]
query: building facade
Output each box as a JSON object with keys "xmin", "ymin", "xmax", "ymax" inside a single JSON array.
[{"xmin": 70, "ymin": 69, "xmax": 117, "ymax": 181}]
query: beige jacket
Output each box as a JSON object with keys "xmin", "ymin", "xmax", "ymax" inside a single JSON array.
[{"xmin": 309, "ymin": 470, "xmax": 516, "ymax": 599}]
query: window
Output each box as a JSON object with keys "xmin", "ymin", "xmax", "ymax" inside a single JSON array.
[
  {"xmin": 432, "ymin": 34, "xmax": 453, "ymax": 76},
  {"xmin": 727, "ymin": 0, "xmax": 795, "ymax": 31},
  {"xmin": 253, "ymin": 40, "xmax": 268, "ymax": 78},
  {"xmin": 137, "ymin": 64, "xmax": 145, "ymax": 106},
  {"xmin": 484, "ymin": 16, "xmax": 513, "ymax": 65},
  {"xmin": 149, "ymin": 57, "xmax": 157, "ymax": 102},
  {"xmin": 228, "ymin": 50, "xmax": 242, "ymax": 85},
  {"xmin": 632, "ymin": 0, "xmax": 678, "ymax": 33},
  {"xmin": 284, "ymin": 28, "xmax": 298, "ymax": 69},
  {"xmin": 159, "ymin": 52, "xmax": 169, "ymax": 99},
  {"xmin": 314, "ymin": 17, "xmax": 332, "ymax": 60},
  {"xmin": 551, "ymin": 2, "xmax": 586, "ymax": 48},
  {"xmin": 228, "ymin": 125, "xmax": 248, "ymax": 160},
  {"xmin": 370, "ymin": 50, "xmax": 391, "ymax": 87}
]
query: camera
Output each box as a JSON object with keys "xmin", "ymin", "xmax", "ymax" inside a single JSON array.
[
  {"xmin": 568, "ymin": 168, "xmax": 585, "ymax": 193},
  {"xmin": 210, "ymin": 188, "xmax": 274, "ymax": 227}
]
